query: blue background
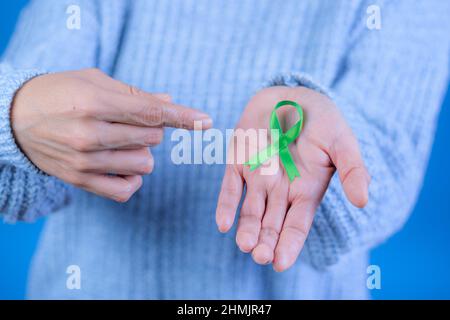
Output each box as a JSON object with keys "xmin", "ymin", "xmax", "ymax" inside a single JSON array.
[{"xmin": 1, "ymin": 1, "xmax": 449, "ymax": 300}]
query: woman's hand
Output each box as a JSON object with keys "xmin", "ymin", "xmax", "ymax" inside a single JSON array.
[
  {"xmin": 216, "ymin": 86, "xmax": 370, "ymax": 271},
  {"xmin": 11, "ymin": 68, "xmax": 212, "ymax": 202}
]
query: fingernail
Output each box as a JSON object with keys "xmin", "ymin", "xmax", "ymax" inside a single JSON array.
[
  {"xmin": 218, "ymin": 218, "xmax": 231, "ymax": 233},
  {"xmin": 193, "ymin": 113, "xmax": 213, "ymax": 129},
  {"xmin": 148, "ymin": 157, "xmax": 154, "ymax": 170},
  {"xmin": 236, "ymin": 232, "xmax": 256, "ymax": 253},
  {"xmin": 202, "ymin": 117, "xmax": 213, "ymax": 128},
  {"xmin": 274, "ymin": 252, "xmax": 288, "ymax": 272}
]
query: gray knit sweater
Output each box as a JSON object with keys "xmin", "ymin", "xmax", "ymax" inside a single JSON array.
[{"xmin": 1, "ymin": 0, "xmax": 449, "ymax": 299}]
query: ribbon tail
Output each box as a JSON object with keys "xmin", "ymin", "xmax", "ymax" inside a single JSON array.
[
  {"xmin": 279, "ymin": 147, "xmax": 300, "ymax": 182},
  {"xmin": 245, "ymin": 142, "xmax": 279, "ymax": 171}
]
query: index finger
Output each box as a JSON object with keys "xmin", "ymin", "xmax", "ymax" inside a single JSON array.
[
  {"xmin": 216, "ymin": 164, "xmax": 244, "ymax": 233},
  {"xmin": 99, "ymin": 91, "xmax": 213, "ymax": 130}
]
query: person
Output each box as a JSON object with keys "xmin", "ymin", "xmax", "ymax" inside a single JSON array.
[{"xmin": 0, "ymin": 0, "xmax": 448, "ymax": 299}]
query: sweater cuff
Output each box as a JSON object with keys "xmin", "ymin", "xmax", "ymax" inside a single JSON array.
[
  {"xmin": 263, "ymin": 72, "xmax": 331, "ymax": 98},
  {"xmin": 0, "ymin": 67, "xmax": 47, "ymax": 173}
]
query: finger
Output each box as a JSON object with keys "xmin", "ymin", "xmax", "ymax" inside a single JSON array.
[
  {"xmin": 87, "ymin": 121, "xmax": 164, "ymax": 151},
  {"xmin": 273, "ymin": 200, "xmax": 315, "ymax": 272},
  {"xmin": 153, "ymin": 93, "xmax": 172, "ymax": 102},
  {"xmin": 84, "ymin": 69, "xmax": 172, "ymax": 103},
  {"xmin": 252, "ymin": 182, "xmax": 289, "ymax": 265},
  {"xmin": 330, "ymin": 129, "xmax": 370, "ymax": 208},
  {"xmin": 75, "ymin": 148, "xmax": 154, "ymax": 176},
  {"xmin": 216, "ymin": 165, "xmax": 244, "ymax": 233},
  {"xmin": 236, "ymin": 184, "xmax": 266, "ymax": 253},
  {"xmin": 75, "ymin": 173, "xmax": 143, "ymax": 203},
  {"xmin": 98, "ymin": 91, "xmax": 212, "ymax": 130}
]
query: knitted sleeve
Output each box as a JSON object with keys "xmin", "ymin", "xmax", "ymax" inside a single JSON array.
[
  {"xmin": 268, "ymin": 0, "xmax": 450, "ymax": 269},
  {"xmin": 0, "ymin": 0, "xmax": 100, "ymax": 222}
]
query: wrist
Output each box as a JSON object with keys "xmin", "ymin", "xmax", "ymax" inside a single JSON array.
[{"xmin": 0, "ymin": 67, "xmax": 46, "ymax": 172}]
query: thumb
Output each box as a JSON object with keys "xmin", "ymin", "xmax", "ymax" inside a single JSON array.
[{"xmin": 329, "ymin": 129, "xmax": 370, "ymax": 208}]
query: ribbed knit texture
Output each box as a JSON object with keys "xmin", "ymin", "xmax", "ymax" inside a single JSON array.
[{"xmin": 1, "ymin": 0, "xmax": 449, "ymax": 299}]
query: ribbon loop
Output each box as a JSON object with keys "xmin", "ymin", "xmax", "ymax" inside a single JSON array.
[{"xmin": 245, "ymin": 100, "xmax": 304, "ymax": 182}]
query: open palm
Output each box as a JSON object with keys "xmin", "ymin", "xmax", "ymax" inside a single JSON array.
[{"xmin": 216, "ymin": 86, "xmax": 370, "ymax": 272}]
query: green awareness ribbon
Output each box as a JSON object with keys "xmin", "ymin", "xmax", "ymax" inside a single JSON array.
[{"xmin": 245, "ymin": 100, "xmax": 304, "ymax": 182}]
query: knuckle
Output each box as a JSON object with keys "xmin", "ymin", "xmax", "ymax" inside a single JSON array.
[
  {"xmin": 171, "ymin": 109, "xmax": 190, "ymax": 128},
  {"xmin": 70, "ymin": 134, "xmax": 94, "ymax": 152},
  {"xmin": 242, "ymin": 199, "xmax": 264, "ymax": 217},
  {"xmin": 156, "ymin": 93, "xmax": 171, "ymax": 102},
  {"xmin": 216, "ymin": 199, "xmax": 235, "ymax": 213},
  {"xmin": 127, "ymin": 85, "xmax": 143, "ymax": 97},
  {"xmin": 260, "ymin": 226, "xmax": 280, "ymax": 239},
  {"xmin": 179, "ymin": 110, "xmax": 191, "ymax": 127},
  {"xmin": 238, "ymin": 211, "xmax": 261, "ymax": 225},
  {"xmin": 71, "ymin": 153, "xmax": 91, "ymax": 172},
  {"xmin": 76, "ymin": 106, "xmax": 93, "ymax": 118},
  {"xmin": 291, "ymin": 186, "xmax": 314, "ymax": 203},
  {"xmin": 144, "ymin": 105, "xmax": 163, "ymax": 125},
  {"xmin": 284, "ymin": 225, "xmax": 308, "ymax": 242},
  {"xmin": 67, "ymin": 173, "xmax": 85, "ymax": 188},
  {"xmin": 145, "ymin": 128, "xmax": 164, "ymax": 145},
  {"xmin": 73, "ymin": 90, "xmax": 102, "ymax": 117},
  {"xmin": 221, "ymin": 183, "xmax": 241, "ymax": 197},
  {"xmin": 72, "ymin": 139, "xmax": 89, "ymax": 152},
  {"xmin": 70, "ymin": 123, "xmax": 98, "ymax": 152}
]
